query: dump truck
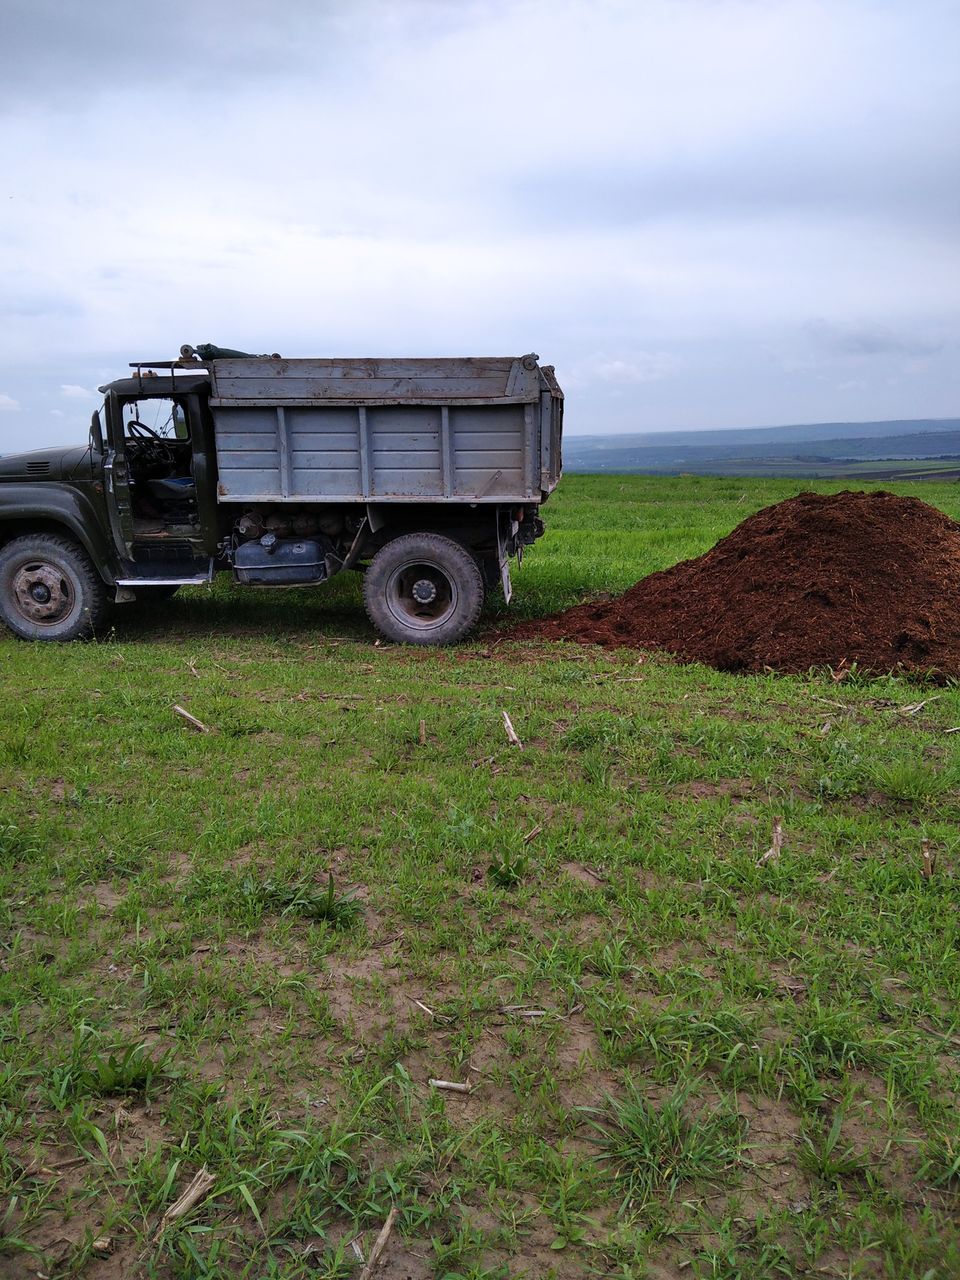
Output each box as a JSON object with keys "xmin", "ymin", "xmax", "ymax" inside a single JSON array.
[{"xmin": 0, "ymin": 344, "xmax": 563, "ymax": 644}]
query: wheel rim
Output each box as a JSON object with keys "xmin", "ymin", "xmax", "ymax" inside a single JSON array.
[
  {"xmin": 384, "ymin": 558, "xmax": 459, "ymax": 632},
  {"xmin": 11, "ymin": 560, "xmax": 76, "ymax": 626}
]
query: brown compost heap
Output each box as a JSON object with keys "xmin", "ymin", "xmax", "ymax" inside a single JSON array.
[{"xmin": 513, "ymin": 491, "xmax": 960, "ymax": 676}]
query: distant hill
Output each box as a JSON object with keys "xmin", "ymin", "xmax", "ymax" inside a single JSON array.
[{"xmin": 563, "ymin": 418, "xmax": 960, "ymax": 479}]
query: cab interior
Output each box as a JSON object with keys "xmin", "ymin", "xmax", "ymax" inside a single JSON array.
[{"xmin": 121, "ymin": 398, "xmax": 199, "ymax": 536}]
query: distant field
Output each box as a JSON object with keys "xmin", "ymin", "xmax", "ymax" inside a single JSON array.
[
  {"xmin": 2, "ymin": 475, "xmax": 960, "ymax": 1279},
  {"xmin": 567, "ymin": 456, "xmax": 960, "ymax": 481},
  {"xmin": 564, "ymin": 420, "xmax": 960, "ymax": 480}
]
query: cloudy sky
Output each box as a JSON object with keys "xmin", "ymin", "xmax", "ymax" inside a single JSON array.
[{"xmin": 0, "ymin": 0, "xmax": 957, "ymax": 451}]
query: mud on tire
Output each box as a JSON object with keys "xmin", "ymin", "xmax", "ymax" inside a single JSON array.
[
  {"xmin": 0, "ymin": 534, "xmax": 109, "ymax": 641},
  {"xmin": 363, "ymin": 532, "xmax": 485, "ymax": 645}
]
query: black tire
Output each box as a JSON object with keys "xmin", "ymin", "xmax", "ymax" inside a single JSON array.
[
  {"xmin": 0, "ymin": 534, "xmax": 109, "ymax": 641},
  {"xmin": 362, "ymin": 532, "xmax": 485, "ymax": 645}
]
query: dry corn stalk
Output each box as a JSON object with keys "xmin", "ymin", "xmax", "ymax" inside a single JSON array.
[
  {"xmin": 429, "ymin": 1078, "xmax": 472, "ymax": 1093},
  {"xmin": 921, "ymin": 840, "xmax": 937, "ymax": 880},
  {"xmin": 757, "ymin": 818, "xmax": 785, "ymax": 867},
  {"xmin": 358, "ymin": 1206, "xmax": 399, "ymax": 1280},
  {"xmin": 502, "ymin": 710, "xmax": 523, "ymax": 748},
  {"xmin": 173, "ymin": 704, "xmax": 209, "ymax": 734},
  {"xmin": 154, "ymin": 1167, "xmax": 216, "ymax": 1239}
]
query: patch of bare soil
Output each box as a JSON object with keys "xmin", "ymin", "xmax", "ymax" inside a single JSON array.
[
  {"xmin": 92, "ymin": 882, "xmax": 125, "ymax": 911},
  {"xmin": 561, "ymin": 860, "xmax": 606, "ymax": 886}
]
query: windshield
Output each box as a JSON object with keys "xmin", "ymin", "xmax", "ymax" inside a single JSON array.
[{"xmin": 122, "ymin": 398, "xmax": 189, "ymax": 442}]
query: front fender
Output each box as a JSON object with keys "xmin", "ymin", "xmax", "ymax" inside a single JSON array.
[{"xmin": 0, "ymin": 483, "xmax": 120, "ymax": 584}]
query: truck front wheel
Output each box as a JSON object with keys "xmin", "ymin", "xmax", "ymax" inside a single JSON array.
[
  {"xmin": 0, "ymin": 534, "xmax": 109, "ymax": 641},
  {"xmin": 363, "ymin": 532, "xmax": 485, "ymax": 645}
]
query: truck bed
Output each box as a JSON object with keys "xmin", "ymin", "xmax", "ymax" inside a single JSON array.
[{"xmin": 208, "ymin": 355, "xmax": 562, "ymax": 505}]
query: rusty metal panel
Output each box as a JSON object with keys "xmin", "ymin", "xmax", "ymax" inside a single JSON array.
[
  {"xmin": 540, "ymin": 391, "xmax": 555, "ymax": 493},
  {"xmin": 368, "ymin": 406, "xmax": 443, "ymax": 498},
  {"xmin": 208, "ymin": 356, "xmax": 541, "ymax": 405},
  {"xmin": 213, "ymin": 357, "xmax": 516, "ymax": 378},
  {"xmin": 213, "ymin": 376, "xmax": 527, "ymax": 401},
  {"xmin": 450, "ymin": 405, "xmax": 528, "ymax": 498},
  {"xmin": 288, "ymin": 406, "xmax": 362, "ymax": 498},
  {"xmin": 440, "ymin": 406, "xmax": 453, "ymax": 498},
  {"xmin": 212, "ymin": 406, "xmax": 281, "ymax": 500},
  {"xmin": 539, "ymin": 365, "xmax": 564, "ymax": 495},
  {"xmin": 212, "ymin": 395, "xmax": 536, "ymax": 408}
]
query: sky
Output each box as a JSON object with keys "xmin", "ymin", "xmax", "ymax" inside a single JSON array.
[{"xmin": 0, "ymin": 0, "xmax": 957, "ymax": 452}]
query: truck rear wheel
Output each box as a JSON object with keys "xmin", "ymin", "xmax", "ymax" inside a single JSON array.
[
  {"xmin": 363, "ymin": 532, "xmax": 485, "ymax": 645},
  {"xmin": 0, "ymin": 534, "xmax": 109, "ymax": 641}
]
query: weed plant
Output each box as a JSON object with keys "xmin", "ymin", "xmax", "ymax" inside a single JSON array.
[
  {"xmin": 261, "ymin": 873, "xmax": 362, "ymax": 928},
  {"xmin": 585, "ymin": 1078, "xmax": 745, "ymax": 1208}
]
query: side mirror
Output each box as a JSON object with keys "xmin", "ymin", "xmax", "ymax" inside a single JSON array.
[{"xmin": 90, "ymin": 409, "xmax": 104, "ymax": 454}]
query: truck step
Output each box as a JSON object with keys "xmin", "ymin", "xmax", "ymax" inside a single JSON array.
[{"xmin": 117, "ymin": 556, "xmax": 213, "ymax": 587}]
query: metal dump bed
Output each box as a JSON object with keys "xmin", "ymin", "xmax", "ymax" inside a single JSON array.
[{"xmin": 208, "ymin": 354, "xmax": 562, "ymax": 504}]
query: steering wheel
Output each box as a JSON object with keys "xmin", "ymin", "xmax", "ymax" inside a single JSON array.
[{"xmin": 126, "ymin": 418, "xmax": 163, "ymax": 440}]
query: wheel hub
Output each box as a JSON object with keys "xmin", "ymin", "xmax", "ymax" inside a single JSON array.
[
  {"xmin": 412, "ymin": 578, "xmax": 438, "ymax": 605},
  {"xmin": 384, "ymin": 559, "xmax": 458, "ymax": 632},
  {"xmin": 12, "ymin": 562, "xmax": 74, "ymax": 623}
]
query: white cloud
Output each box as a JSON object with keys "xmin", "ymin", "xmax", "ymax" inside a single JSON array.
[
  {"xmin": 50, "ymin": 408, "xmax": 64, "ymax": 416},
  {"xmin": 564, "ymin": 352, "xmax": 681, "ymax": 393},
  {"xmin": 0, "ymin": 0, "xmax": 958, "ymax": 447},
  {"xmin": 0, "ymin": 394, "xmax": 20, "ymax": 411},
  {"xmin": 591, "ymin": 355, "xmax": 681, "ymax": 385}
]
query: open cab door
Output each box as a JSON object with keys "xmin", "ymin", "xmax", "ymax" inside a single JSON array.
[{"xmin": 101, "ymin": 390, "xmax": 135, "ymax": 559}]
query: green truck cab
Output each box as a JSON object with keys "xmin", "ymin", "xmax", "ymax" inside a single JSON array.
[{"xmin": 0, "ymin": 346, "xmax": 563, "ymax": 644}]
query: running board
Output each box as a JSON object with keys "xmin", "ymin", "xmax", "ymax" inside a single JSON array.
[
  {"xmin": 117, "ymin": 556, "xmax": 214, "ymax": 588},
  {"xmin": 116, "ymin": 576, "xmax": 211, "ymax": 586}
]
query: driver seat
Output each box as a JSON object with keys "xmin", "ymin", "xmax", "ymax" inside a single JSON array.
[{"xmin": 146, "ymin": 476, "xmax": 197, "ymax": 502}]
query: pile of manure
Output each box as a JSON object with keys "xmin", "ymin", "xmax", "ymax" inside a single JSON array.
[{"xmin": 511, "ymin": 491, "xmax": 960, "ymax": 676}]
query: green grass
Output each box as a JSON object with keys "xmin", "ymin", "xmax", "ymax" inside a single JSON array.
[
  {"xmin": 260, "ymin": 873, "xmax": 363, "ymax": 929},
  {"xmin": 585, "ymin": 1077, "xmax": 745, "ymax": 1208},
  {"xmin": 1, "ymin": 474, "xmax": 960, "ymax": 1278}
]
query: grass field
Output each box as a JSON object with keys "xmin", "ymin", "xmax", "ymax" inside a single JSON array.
[{"xmin": 2, "ymin": 474, "xmax": 960, "ymax": 1279}]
